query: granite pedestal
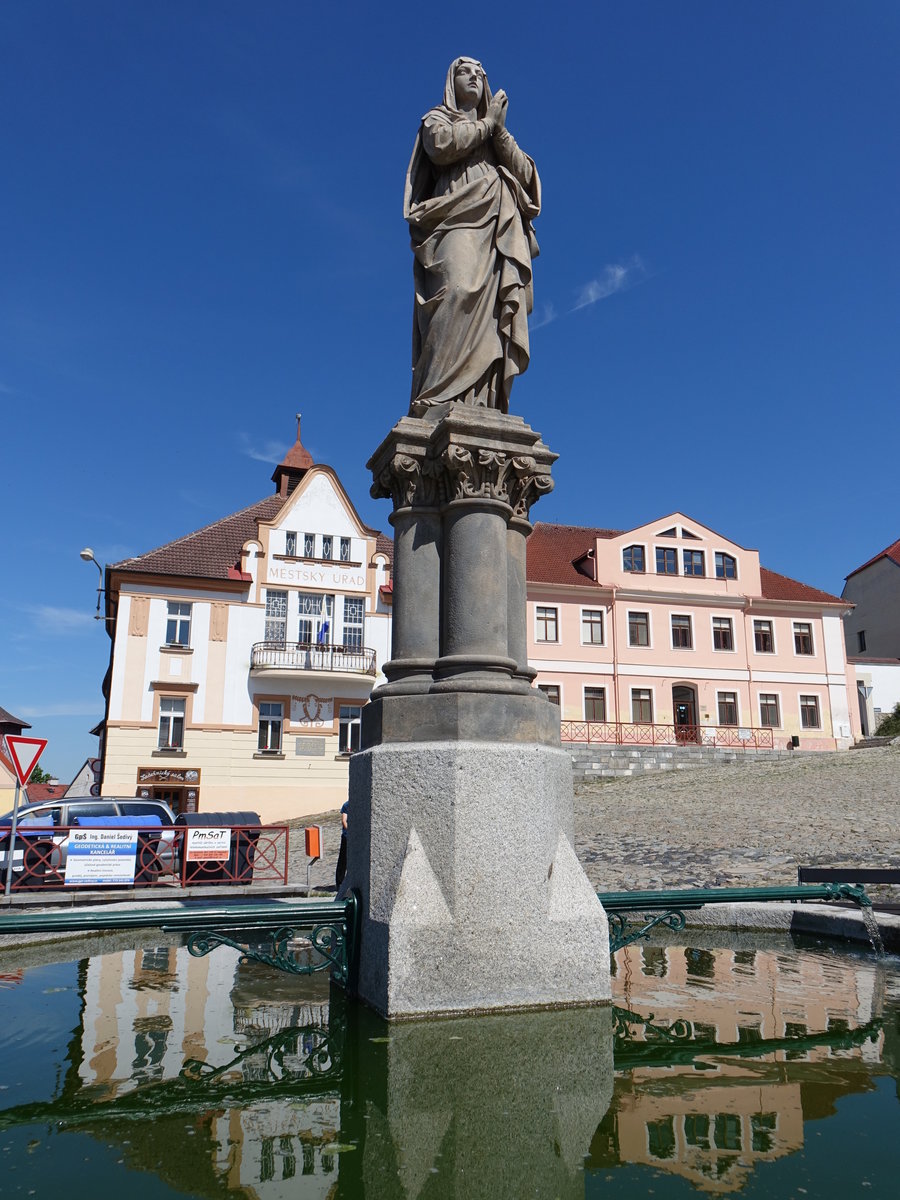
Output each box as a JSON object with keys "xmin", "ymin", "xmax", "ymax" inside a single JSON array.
[{"xmin": 344, "ymin": 404, "xmax": 610, "ymax": 1018}]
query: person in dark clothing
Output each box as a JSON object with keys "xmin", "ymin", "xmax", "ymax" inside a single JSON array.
[{"xmin": 335, "ymin": 799, "xmax": 349, "ymax": 888}]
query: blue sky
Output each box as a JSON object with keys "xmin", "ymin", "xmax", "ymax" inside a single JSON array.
[{"xmin": 2, "ymin": 2, "xmax": 898, "ymax": 781}]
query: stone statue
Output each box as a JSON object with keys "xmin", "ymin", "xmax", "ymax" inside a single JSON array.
[{"xmin": 404, "ymin": 57, "xmax": 541, "ymax": 416}]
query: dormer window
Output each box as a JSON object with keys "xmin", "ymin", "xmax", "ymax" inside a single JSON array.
[
  {"xmin": 715, "ymin": 552, "xmax": 737, "ymax": 579},
  {"xmin": 285, "ymin": 530, "xmax": 297, "ymax": 557},
  {"xmin": 656, "ymin": 547, "xmax": 677, "ymax": 575},
  {"xmin": 340, "ymin": 537, "xmax": 352, "ymax": 562},
  {"xmin": 322, "ymin": 535, "xmax": 333, "ymax": 560},
  {"xmin": 623, "ymin": 545, "xmax": 645, "ymax": 573},
  {"xmin": 303, "ymin": 532, "xmax": 315, "ymax": 557}
]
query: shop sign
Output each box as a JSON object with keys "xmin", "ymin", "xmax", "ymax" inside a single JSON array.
[
  {"xmin": 185, "ymin": 828, "xmax": 231, "ymax": 863},
  {"xmin": 65, "ymin": 830, "xmax": 138, "ymax": 886},
  {"xmin": 137, "ymin": 767, "xmax": 201, "ymax": 785}
]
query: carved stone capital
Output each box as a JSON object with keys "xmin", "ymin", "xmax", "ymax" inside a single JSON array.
[
  {"xmin": 368, "ymin": 405, "xmax": 557, "ymax": 521},
  {"xmin": 367, "ymin": 416, "xmax": 436, "ymax": 512}
]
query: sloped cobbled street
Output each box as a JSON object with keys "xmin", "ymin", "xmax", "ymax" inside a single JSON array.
[
  {"xmin": 295, "ymin": 746, "xmax": 900, "ymax": 897},
  {"xmin": 574, "ymin": 746, "xmax": 900, "ymax": 893}
]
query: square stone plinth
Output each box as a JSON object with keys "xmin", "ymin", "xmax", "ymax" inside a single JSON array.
[{"xmin": 345, "ymin": 739, "xmax": 611, "ymax": 1018}]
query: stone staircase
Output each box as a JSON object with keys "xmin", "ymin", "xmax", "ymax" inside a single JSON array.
[{"xmin": 568, "ymin": 742, "xmax": 792, "ymax": 783}]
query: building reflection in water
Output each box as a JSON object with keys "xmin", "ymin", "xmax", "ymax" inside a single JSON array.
[
  {"xmin": 0, "ymin": 932, "xmax": 896, "ymax": 1198},
  {"xmin": 595, "ymin": 936, "xmax": 894, "ymax": 1193}
]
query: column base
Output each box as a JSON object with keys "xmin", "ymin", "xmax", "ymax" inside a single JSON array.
[{"xmin": 360, "ymin": 689, "xmax": 561, "ymax": 748}]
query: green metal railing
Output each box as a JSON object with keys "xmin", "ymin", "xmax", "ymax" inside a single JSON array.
[
  {"xmin": 1, "ymin": 882, "xmax": 875, "ymax": 976},
  {"xmin": 0, "ymin": 894, "xmax": 359, "ymax": 985},
  {"xmin": 598, "ymin": 883, "xmax": 872, "ymax": 953}
]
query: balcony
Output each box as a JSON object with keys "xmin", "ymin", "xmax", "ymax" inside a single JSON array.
[{"xmin": 251, "ymin": 641, "xmax": 377, "ymax": 677}]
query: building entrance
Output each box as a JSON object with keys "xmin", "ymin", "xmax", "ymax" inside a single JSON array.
[
  {"xmin": 136, "ymin": 767, "xmax": 200, "ymax": 816},
  {"xmin": 672, "ymin": 685, "xmax": 700, "ymax": 744}
]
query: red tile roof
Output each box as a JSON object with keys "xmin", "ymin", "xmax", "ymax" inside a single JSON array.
[
  {"xmin": 0, "ymin": 707, "xmax": 30, "ymax": 731},
  {"xmin": 846, "ymin": 537, "xmax": 900, "ymax": 581},
  {"xmin": 112, "ymin": 495, "xmax": 393, "ymax": 583},
  {"xmin": 527, "ymin": 522, "xmax": 845, "ymax": 603},
  {"xmin": 527, "ymin": 522, "xmax": 620, "ymax": 588},
  {"xmin": 758, "ymin": 567, "xmax": 844, "ymax": 605},
  {"xmin": 25, "ymin": 783, "xmax": 67, "ymax": 803},
  {"xmin": 111, "ymin": 496, "xmax": 286, "ymax": 581}
]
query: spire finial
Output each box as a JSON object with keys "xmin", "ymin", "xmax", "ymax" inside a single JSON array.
[{"xmin": 295, "ymin": 412, "xmax": 302, "ymax": 442}]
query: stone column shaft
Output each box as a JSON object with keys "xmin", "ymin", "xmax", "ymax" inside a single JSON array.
[
  {"xmin": 507, "ymin": 516, "xmax": 536, "ymax": 688},
  {"xmin": 433, "ymin": 499, "xmax": 517, "ymax": 690},
  {"xmin": 379, "ymin": 507, "xmax": 441, "ymax": 696}
]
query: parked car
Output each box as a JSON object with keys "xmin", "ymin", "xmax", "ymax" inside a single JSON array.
[{"xmin": 0, "ymin": 797, "xmax": 177, "ymax": 882}]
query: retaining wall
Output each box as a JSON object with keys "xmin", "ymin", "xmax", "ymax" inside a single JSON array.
[{"xmin": 569, "ymin": 742, "xmax": 793, "ymax": 783}]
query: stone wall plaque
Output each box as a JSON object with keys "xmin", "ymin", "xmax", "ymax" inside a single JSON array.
[{"xmin": 295, "ymin": 737, "xmax": 326, "ymax": 757}]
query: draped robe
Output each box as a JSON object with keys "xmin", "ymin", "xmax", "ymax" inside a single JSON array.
[{"xmin": 404, "ymin": 61, "xmax": 541, "ymax": 415}]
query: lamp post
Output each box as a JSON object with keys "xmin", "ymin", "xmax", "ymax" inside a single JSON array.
[{"xmin": 79, "ymin": 547, "xmax": 105, "ymax": 619}]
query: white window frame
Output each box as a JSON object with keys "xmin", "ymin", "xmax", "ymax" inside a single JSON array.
[
  {"xmin": 799, "ymin": 693, "xmax": 822, "ymax": 729},
  {"xmin": 792, "ymin": 621, "xmax": 815, "ymax": 657},
  {"xmin": 711, "ymin": 615, "xmax": 736, "ymax": 653},
  {"xmin": 752, "ymin": 618, "xmax": 776, "ymax": 655},
  {"xmin": 340, "ymin": 537, "xmax": 352, "ymax": 562},
  {"xmin": 670, "ymin": 613, "xmax": 694, "ymax": 651},
  {"xmin": 716, "ymin": 690, "xmax": 740, "ymax": 727},
  {"xmin": 165, "ymin": 601, "xmax": 192, "ymax": 648},
  {"xmin": 298, "ymin": 592, "xmax": 334, "ymax": 645},
  {"xmin": 258, "ymin": 701, "xmax": 283, "ymax": 752},
  {"xmin": 264, "ymin": 589, "xmax": 288, "ymax": 644},
  {"xmin": 285, "ymin": 530, "xmax": 297, "ymax": 557},
  {"xmin": 622, "ymin": 544, "xmax": 646, "ymax": 574},
  {"xmin": 322, "ymin": 535, "xmax": 333, "ymax": 561},
  {"xmin": 581, "ymin": 608, "xmax": 604, "ymax": 646},
  {"xmin": 758, "ymin": 691, "xmax": 782, "ymax": 729},
  {"xmin": 682, "ymin": 548, "xmax": 706, "ymax": 578},
  {"xmin": 631, "ymin": 687, "xmax": 654, "ymax": 724},
  {"xmin": 654, "ymin": 545, "xmax": 679, "ymax": 576},
  {"xmin": 583, "ymin": 686, "xmax": 607, "ymax": 722},
  {"xmin": 158, "ymin": 697, "xmax": 185, "ymax": 749},
  {"xmin": 714, "ymin": 551, "xmax": 738, "ymax": 580},
  {"xmin": 303, "ymin": 532, "xmax": 315, "ymax": 558},
  {"xmin": 535, "ymin": 606, "xmax": 559, "ymax": 644},
  {"xmin": 339, "ymin": 704, "xmax": 363, "ymax": 753},
  {"xmin": 342, "ymin": 595, "xmax": 365, "ymax": 650},
  {"xmin": 627, "ymin": 610, "xmax": 651, "ymax": 648}
]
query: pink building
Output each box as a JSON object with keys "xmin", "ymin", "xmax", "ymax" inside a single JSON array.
[{"xmin": 526, "ymin": 514, "xmax": 859, "ymax": 751}]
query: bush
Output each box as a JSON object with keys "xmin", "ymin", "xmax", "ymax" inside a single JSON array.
[{"xmin": 874, "ymin": 702, "xmax": 900, "ymax": 739}]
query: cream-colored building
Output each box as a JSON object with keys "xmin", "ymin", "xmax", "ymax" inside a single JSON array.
[{"xmin": 100, "ymin": 423, "xmax": 392, "ymax": 823}]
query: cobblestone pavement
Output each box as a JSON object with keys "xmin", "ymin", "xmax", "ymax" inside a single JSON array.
[
  {"xmin": 575, "ymin": 746, "xmax": 900, "ymax": 894},
  {"xmin": 293, "ymin": 747, "xmax": 900, "ymax": 899},
  {"xmin": 287, "ymin": 810, "xmax": 345, "ymax": 892}
]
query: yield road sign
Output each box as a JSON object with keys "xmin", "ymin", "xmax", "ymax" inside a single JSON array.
[{"xmin": 5, "ymin": 736, "xmax": 48, "ymax": 786}]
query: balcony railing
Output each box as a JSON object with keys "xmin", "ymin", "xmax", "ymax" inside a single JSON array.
[
  {"xmin": 559, "ymin": 720, "xmax": 775, "ymax": 750},
  {"xmin": 251, "ymin": 641, "xmax": 377, "ymax": 676}
]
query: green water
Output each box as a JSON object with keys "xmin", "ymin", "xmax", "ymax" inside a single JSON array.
[{"xmin": 0, "ymin": 932, "xmax": 897, "ymax": 1198}]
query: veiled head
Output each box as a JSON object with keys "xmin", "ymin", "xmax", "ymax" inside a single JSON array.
[{"xmin": 443, "ymin": 57, "xmax": 492, "ymax": 116}]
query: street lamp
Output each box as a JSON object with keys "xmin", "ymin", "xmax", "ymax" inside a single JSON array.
[{"xmin": 80, "ymin": 547, "xmax": 105, "ymax": 619}]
